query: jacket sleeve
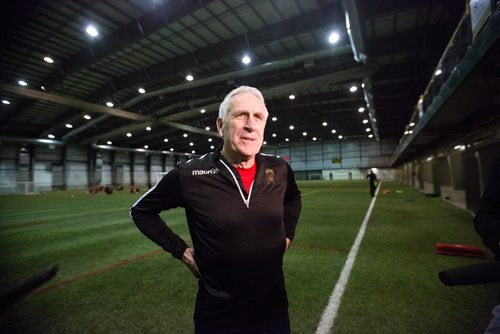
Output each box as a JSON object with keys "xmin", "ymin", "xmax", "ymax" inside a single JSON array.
[
  {"xmin": 473, "ymin": 156, "xmax": 500, "ymax": 260},
  {"xmin": 283, "ymin": 163, "xmax": 302, "ymax": 241},
  {"xmin": 130, "ymin": 168, "xmax": 188, "ymax": 259}
]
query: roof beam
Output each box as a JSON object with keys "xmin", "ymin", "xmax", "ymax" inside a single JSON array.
[
  {"xmin": 0, "ymin": 83, "xmax": 150, "ymax": 122},
  {"xmin": 92, "ymin": 2, "xmax": 343, "ymax": 100},
  {"xmin": 42, "ymin": 0, "xmax": 209, "ymax": 91}
]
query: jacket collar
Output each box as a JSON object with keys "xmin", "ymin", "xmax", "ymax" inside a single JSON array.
[
  {"xmin": 214, "ymin": 143, "xmax": 263, "ymax": 170},
  {"xmin": 214, "ymin": 144, "xmax": 266, "ymax": 193}
]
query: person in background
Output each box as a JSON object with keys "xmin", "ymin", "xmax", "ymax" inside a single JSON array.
[
  {"xmin": 130, "ymin": 86, "xmax": 302, "ymax": 334},
  {"xmin": 474, "ymin": 155, "xmax": 500, "ymax": 334},
  {"xmin": 366, "ymin": 169, "xmax": 378, "ymax": 197}
]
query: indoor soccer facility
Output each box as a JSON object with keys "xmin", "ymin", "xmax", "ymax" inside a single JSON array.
[{"xmin": 1, "ymin": 1, "xmax": 499, "ymax": 333}]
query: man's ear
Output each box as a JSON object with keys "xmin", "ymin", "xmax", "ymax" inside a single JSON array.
[{"xmin": 216, "ymin": 118, "xmax": 224, "ymax": 137}]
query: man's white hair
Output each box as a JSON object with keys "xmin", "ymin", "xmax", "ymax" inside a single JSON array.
[{"xmin": 218, "ymin": 86, "xmax": 269, "ymax": 121}]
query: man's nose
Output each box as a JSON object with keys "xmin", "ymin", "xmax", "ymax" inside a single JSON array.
[{"xmin": 244, "ymin": 116, "xmax": 257, "ymax": 130}]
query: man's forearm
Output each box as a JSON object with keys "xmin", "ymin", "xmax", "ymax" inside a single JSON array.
[{"xmin": 132, "ymin": 213, "xmax": 188, "ymax": 259}]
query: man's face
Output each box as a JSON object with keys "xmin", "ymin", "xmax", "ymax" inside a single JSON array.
[{"xmin": 217, "ymin": 92, "xmax": 267, "ymax": 161}]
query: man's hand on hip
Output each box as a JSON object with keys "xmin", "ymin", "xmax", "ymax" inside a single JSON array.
[{"xmin": 182, "ymin": 248, "xmax": 200, "ymax": 278}]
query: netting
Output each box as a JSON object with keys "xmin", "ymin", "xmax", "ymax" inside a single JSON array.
[{"xmin": 0, "ymin": 182, "xmax": 39, "ymax": 195}]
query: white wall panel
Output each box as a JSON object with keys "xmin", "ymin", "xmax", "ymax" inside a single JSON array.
[
  {"xmin": 102, "ymin": 164, "xmax": 112, "ymax": 185},
  {"xmin": 66, "ymin": 162, "xmax": 88, "ymax": 188}
]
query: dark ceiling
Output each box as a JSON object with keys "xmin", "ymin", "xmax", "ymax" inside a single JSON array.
[{"xmin": 0, "ymin": 0, "xmax": 465, "ymax": 156}]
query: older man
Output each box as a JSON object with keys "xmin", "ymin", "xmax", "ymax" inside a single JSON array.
[{"xmin": 130, "ymin": 86, "xmax": 302, "ymax": 333}]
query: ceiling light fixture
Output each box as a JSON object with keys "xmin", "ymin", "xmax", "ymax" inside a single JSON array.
[
  {"xmin": 366, "ymin": 128, "xmax": 371, "ymax": 132},
  {"xmin": 2, "ymin": 99, "xmax": 10, "ymax": 105},
  {"xmin": 43, "ymin": 56, "xmax": 54, "ymax": 64},
  {"xmin": 138, "ymin": 87, "xmax": 146, "ymax": 94},
  {"xmin": 289, "ymin": 125, "xmax": 294, "ymax": 130},
  {"xmin": 358, "ymin": 107, "xmax": 365, "ymax": 112},
  {"xmin": 85, "ymin": 25, "xmax": 99, "ymax": 37},
  {"xmin": 107, "ymin": 141, "xmax": 112, "ymax": 145},
  {"xmin": 435, "ymin": 69, "xmax": 442, "ymax": 76},
  {"xmin": 205, "ymin": 126, "xmax": 210, "ymax": 131},
  {"xmin": 186, "ymin": 74, "xmax": 194, "ymax": 81},
  {"xmin": 349, "ymin": 85, "xmax": 358, "ymax": 93},
  {"xmin": 289, "ymin": 94, "xmax": 295, "ymax": 100},
  {"xmin": 200, "ymin": 109, "xmax": 206, "ymax": 113},
  {"xmin": 331, "ymin": 129, "xmax": 337, "ymax": 134},
  {"xmin": 302, "ymin": 132, "xmax": 307, "ymax": 136},
  {"xmin": 362, "ymin": 119, "xmax": 368, "ymax": 124},
  {"xmin": 285, "ymin": 138, "xmax": 289, "ymax": 142},
  {"xmin": 48, "ymin": 134, "xmax": 55, "ymax": 139},
  {"xmin": 126, "ymin": 133, "xmax": 132, "ymax": 137},
  {"xmin": 18, "ymin": 80, "xmax": 27, "ymax": 86},
  {"xmin": 146, "ymin": 126, "xmax": 151, "ymax": 131},
  {"xmin": 208, "ymin": 138, "xmax": 212, "ymax": 142},
  {"xmin": 65, "ymin": 123, "xmax": 73, "ymax": 128},
  {"xmin": 272, "ymin": 117, "xmax": 277, "ymax": 121},
  {"xmin": 183, "ymin": 133, "xmax": 188, "ymax": 137},
  {"xmin": 106, "ymin": 101, "xmax": 114, "ymax": 107},
  {"xmin": 338, "ymin": 135, "xmax": 343, "ymax": 139},
  {"xmin": 144, "ymin": 145, "xmax": 149, "ymax": 149},
  {"xmin": 164, "ymin": 138, "xmax": 169, "ymax": 142},
  {"xmin": 322, "ymin": 122, "xmax": 328, "ymax": 126},
  {"xmin": 328, "ymin": 31, "xmax": 340, "ymax": 44},
  {"xmin": 242, "ymin": 55, "xmax": 251, "ymax": 64},
  {"xmin": 84, "ymin": 114, "xmax": 91, "ymax": 120}
]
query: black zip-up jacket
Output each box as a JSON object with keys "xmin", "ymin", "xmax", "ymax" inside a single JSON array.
[
  {"xmin": 130, "ymin": 148, "xmax": 302, "ymax": 330},
  {"xmin": 474, "ymin": 156, "xmax": 500, "ymax": 260}
]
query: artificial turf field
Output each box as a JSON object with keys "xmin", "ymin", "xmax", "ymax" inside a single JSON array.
[{"xmin": 0, "ymin": 180, "xmax": 498, "ymax": 333}]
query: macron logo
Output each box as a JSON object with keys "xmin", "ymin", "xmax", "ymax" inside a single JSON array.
[{"xmin": 192, "ymin": 168, "xmax": 219, "ymax": 176}]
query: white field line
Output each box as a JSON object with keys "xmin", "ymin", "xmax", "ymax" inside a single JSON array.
[
  {"xmin": 301, "ymin": 190, "xmax": 319, "ymax": 197},
  {"xmin": 316, "ymin": 181, "xmax": 381, "ymax": 334}
]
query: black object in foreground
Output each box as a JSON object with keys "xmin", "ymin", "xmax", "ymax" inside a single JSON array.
[
  {"xmin": 439, "ymin": 262, "xmax": 500, "ymax": 286},
  {"xmin": 0, "ymin": 264, "xmax": 59, "ymax": 313}
]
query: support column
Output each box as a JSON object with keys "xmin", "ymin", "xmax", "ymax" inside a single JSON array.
[
  {"xmin": 88, "ymin": 146, "xmax": 96, "ymax": 186},
  {"xmin": 130, "ymin": 152, "xmax": 135, "ymax": 186},
  {"xmin": 146, "ymin": 153, "xmax": 152, "ymax": 189},
  {"xmin": 111, "ymin": 151, "xmax": 116, "ymax": 186},
  {"xmin": 161, "ymin": 154, "xmax": 166, "ymax": 172},
  {"xmin": 28, "ymin": 144, "xmax": 35, "ymax": 182},
  {"xmin": 61, "ymin": 145, "xmax": 67, "ymax": 190}
]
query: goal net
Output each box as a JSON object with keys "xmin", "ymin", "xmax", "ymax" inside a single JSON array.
[{"xmin": 0, "ymin": 181, "xmax": 39, "ymax": 195}]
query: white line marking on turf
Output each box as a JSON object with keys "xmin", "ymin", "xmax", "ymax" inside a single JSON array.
[
  {"xmin": 316, "ymin": 181, "xmax": 381, "ymax": 334},
  {"xmin": 302, "ymin": 190, "xmax": 319, "ymax": 197}
]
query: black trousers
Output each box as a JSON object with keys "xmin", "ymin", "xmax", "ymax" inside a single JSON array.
[
  {"xmin": 194, "ymin": 312, "xmax": 290, "ymax": 334},
  {"xmin": 370, "ymin": 184, "xmax": 376, "ymax": 197}
]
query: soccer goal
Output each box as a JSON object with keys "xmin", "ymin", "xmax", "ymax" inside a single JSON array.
[{"xmin": 0, "ymin": 181, "xmax": 39, "ymax": 195}]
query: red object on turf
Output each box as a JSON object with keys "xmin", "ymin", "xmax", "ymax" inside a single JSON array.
[{"xmin": 434, "ymin": 243, "xmax": 486, "ymax": 258}]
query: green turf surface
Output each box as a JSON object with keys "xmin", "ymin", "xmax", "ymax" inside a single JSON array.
[{"xmin": 0, "ymin": 181, "xmax": 497, "ymax": 333}]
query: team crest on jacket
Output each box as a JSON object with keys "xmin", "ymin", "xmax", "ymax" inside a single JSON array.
[{"xmin": 265, "ymin": 168, "xmax": 276, "ymax": 185}]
